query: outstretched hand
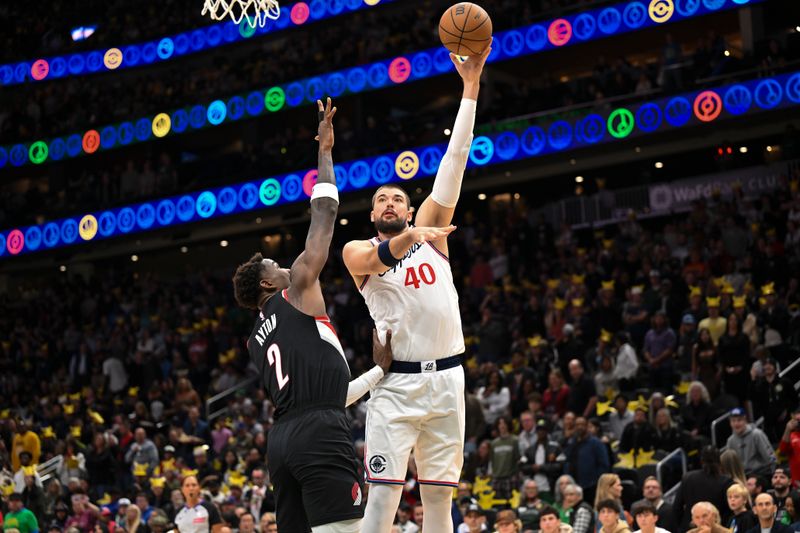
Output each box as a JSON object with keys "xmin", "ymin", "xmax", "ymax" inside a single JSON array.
[
  {"xmin": 449, "ymin": 37, "xmax": 492, "ymax": 85},
  {"xmin": 409, "ymin": 225, "xmax": 457, "ymax": 244},
  {"xmin": 315, "ymin": 97, "xmax": 337, "ymax": 151},
  {"xmin": 372, "ymin": 329, "xmax": 393, "ymax": 374}
]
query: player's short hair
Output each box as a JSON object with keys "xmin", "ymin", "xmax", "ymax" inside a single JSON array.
[
  {"xmin": 233, "ymin": 253, "xmax": 266, "ymax": 310},
  {"xmin": 371, "ymin": 184, "xmax": 412, "ymax": 209}
]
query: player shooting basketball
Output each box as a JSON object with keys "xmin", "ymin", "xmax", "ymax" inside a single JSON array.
[
  {"xmin": 233, "ymin": 98, "xmax": 393, "ymax": 533},
  {"xmin": 342, "ymin": 42, "xmax": 492, "ymax": 532}
]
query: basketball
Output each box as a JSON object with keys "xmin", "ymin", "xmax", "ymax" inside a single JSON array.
[{"xmin": 438, "ymin": 2, "xmax": 493, "ymax": 56}]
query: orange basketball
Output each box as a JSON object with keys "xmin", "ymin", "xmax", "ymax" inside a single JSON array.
[{"xmin": 438, "ymin": 2, "xmax": 493, "ymax": 56}]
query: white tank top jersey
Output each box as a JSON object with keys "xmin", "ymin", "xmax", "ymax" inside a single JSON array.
[{"xmin": 358, "ymin": 235, "xmax": 465, "ymax": 362}]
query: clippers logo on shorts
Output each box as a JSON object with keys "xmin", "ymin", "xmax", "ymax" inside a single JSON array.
[
  {"xmin": 368, "ymin": 454, "xmax": 387, "ymax": 474},
  {"xmin": 352, "ymin": 482, "xmax": 362, "ymax": 506}
]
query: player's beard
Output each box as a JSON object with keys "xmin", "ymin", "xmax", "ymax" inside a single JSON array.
[{"xmin": 374, "ymin": 217, "xmax": 408, "ymax": 235}]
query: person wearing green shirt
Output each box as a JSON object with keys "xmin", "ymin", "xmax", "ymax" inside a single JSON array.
[
  {"xmin": 3, "ymin": 493, "xmax": 39, "ymax": 533},
  {"xmin": 490, "ymin": 417, "xmax": 521, "ymax": 501}
]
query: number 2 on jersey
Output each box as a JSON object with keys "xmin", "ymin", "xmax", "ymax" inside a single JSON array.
[
  {"xmin": 404, "ymin": 263, "xmax": 436, "ymax": 289},
  {"xmin": 267, "ymin": 344, "xmax": 289, "ymax": 390}
]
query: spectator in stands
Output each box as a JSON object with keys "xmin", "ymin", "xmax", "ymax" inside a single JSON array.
[
  {"xmin": 608, "ymin": 395, "xmax": 634, "ymax": 442},
  {"xmin": 567, "ymin": 360, "xmax": 598, "ymax": 419},
  {"xmin": 746, "ymin": 476, "xmax": 767, "ymax": 501},
  {"xmin": 543, "ymin": 370, "xmax": 570, "ymax": 418},
  {"xmin": 721, "ymin": 450, "xmax": 749, "ymax": 489},
  {"xmin": 778, "ymin": 407, "xmax": 800, "ymax": 489},
  {"xmin": 491, "ymin": 416, "xmax": 521, "ymax": 499},
  {"xmin": 750, "ymin": 493, "xmax": 793, "ymax": 533},
  {"xmin": 682, "ymin": 382, "xmax": 714, "ymax": 440},
  {"xmin": 782, "ymin": 492, "xmax": 800, "ymax": 529},
  {"xmin": 752, "ymin": 359, "xmax": 798, "ymax": 442},
  {"xmin": 718, "ymin": 314, "xmax": 750, "ymax": 404},
  {"xmin": 395, "ymin": 501, "xmax": 419, "ymax": 533},
  {"xmin": 11, "ymin": 422, "xmax": 41, "ymax": 473},
  {"xmin": 644, "ymin": 311, "xmax": 677, "ymax": 392},
  {"xmin": 693, "ymin": 329, "xmax": 721, "ymax": 398},
  {"xmin": 597, "ymin": 499, "xmax": 631, "ymax": 533},
  {"xmin": 687, "ymin": 502, "xmax": 727, "ymax": 533},
  {"xmin": 13, "ymin": 452, "xmax": 41, "ymax": 494},
  {"xmin": 518, "ymin": 411, "xmax": 537, "ymax": 455},
  {"xmin": 673, "ymin": 447, "xmax": 734, "ymax": 530},
  {"xmin": 3, "ymin": 493, "xmax": 39, "ymax": 533},
  {"xmin": 769, "ymin": 468, "xmax": 792, "ymax": 512},
  {"xmin": 124, "ymin": 429, "xmax": 158, "ymax": 477},
  {"xmin": 613, "ymin": 333, "xmax": 639, "ymax": 393},
  {"xmin": 65, "ymin": 493, "xmax": 98, "ymax": 532},
  {"xmin": 516, "ymin": 480, "xmax": 545, "ymax": 532},
  {"xmin": 564, "ymin": 417, "xmax": 609, "ymax": 506},
  {"xmin": 653, "ymin": 408, "xmax": 682, "ymax": 453},
  {"xmin": 478, "ymin": 370, "xmax": 511, "ymax": 426},
  {"xmin": 183, "ymin": 408, "xmax": 211, "ymax": 445},
  {"xmin": 725, "ymin": 408, "xmax": 776, "ymax": 478},
  {"xmin": 540, "ymin": 505, "xmax": 573, "ymax": 533},
  {"xmin": 458, "ymin": 501, "xmax": 488, "ymax": 533},
  {"xmin": 677, "ymin": 315, "xmax": 699, "ymax": 376},
  {"xmin": 726, "ymin": 483, "xmax": 757, "ymax": 533},
  {"xmin": 639, "ymin": 477, "xmax": 678, "ymax": 533},
  {"xmin": 594, "ymin": 474, "xmax": 625, "ymax": 516},
  {"xmin": 619, "ymin": 406, "xmax": 656, "ymax": 455},
  {"xmin": 520, "ymin": 418, "xmax": 562, "ymax": 500},
  {"xmin": 86, "ymin": 434, "xmax": 117, "ymax": 500},
  {"xmin": 561, "ymin": 483, "xmax": 595, "ymax": 533},
  {"xmin": 632, "ymin": 501, "xmax": 669, "ymax": 533}
]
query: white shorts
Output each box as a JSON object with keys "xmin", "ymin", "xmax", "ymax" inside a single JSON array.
[{"xmin": 364, "ymin": 365, "xmax": 465, "ymax": 488}]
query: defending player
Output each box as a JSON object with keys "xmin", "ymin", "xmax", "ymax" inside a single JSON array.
[
  {"xmin": 233, "ymin": 98, "xmax": 393, "ymax": 533},
  {"xmin": 342, "ymin": 43, "xmax": 492, "ymax": 532}
]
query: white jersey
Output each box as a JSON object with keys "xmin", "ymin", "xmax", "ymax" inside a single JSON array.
[{"xmin": 358, "ymin": 235, "xmax": 464, "ymax": 362}]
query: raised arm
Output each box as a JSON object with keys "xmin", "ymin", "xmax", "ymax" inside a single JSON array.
[
  {"xmin": 415, "ymin": 40, "xmax": 492, "ymax": 231},
  {"xmin": 287, "ymin": 98, "xmax": 338, "ymax": 315}
]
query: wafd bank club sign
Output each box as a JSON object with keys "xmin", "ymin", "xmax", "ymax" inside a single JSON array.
[{"xmin": 648, "ymin": 163, "xmax": 789, "ymax": 212}]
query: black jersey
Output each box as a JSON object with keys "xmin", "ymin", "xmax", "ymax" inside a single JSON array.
[{"xmin": 248, "ymin": 289, "xmax": 351, "ymax": 420}]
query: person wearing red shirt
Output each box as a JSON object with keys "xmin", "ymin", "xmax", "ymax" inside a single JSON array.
[
  {"xmin": 778, "ymin": 407, "xmax": 800, "ymax": 489},
  {"xmin": 542, "ymin": 370, "xmax": 570, "ymax": 418}
]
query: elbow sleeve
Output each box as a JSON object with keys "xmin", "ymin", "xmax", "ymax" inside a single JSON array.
[{"xmin": 345, "ymin": 366, "xmax": 384, "ymax": 407}]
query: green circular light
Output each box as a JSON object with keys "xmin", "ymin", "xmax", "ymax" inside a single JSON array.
[
  {"xmin": 265, "ymin": 87, "xmax": 286, "ymax": 112},
  {"xmin": 239, "ymin": 18, "xmax": 257, "ymax": 38},
  {"xmin": 29, "ymin": 141, "xmax": 49, "ymax": 164},
  {"xmin": 607, "ymin": 108, "xmax": 635, "ymax": 139}
]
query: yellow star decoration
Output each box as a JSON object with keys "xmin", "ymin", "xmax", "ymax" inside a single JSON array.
[{"xmin": 596, "ymin": 401, "xmax": 617, "ymax": 416}]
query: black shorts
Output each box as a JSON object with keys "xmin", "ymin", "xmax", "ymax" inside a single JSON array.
[{"xmin": 267, "ymin": 407, "xmax": 364, "ymax": 531}]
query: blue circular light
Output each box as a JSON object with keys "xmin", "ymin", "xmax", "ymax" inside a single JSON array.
[
  {"xmin": 50, "ymin": 57, "xmax": 67, "ymax": 78},
  {"xmin": 124, "ymin": 45, "xmax": 141, "ymax": 66},
  {"xmin": 66, "ymin": 134, "xmax": 83, "ymax": 157},
  {"xmin": 275, "ymin": 6, "xmax": 291, "ymax": 29},
  {"xmin": 636, "ymin": 103, "xmax": 663, "ymax": 132},
  {"xmin": 227, "ymin": 96, "xmax": 245, "ymax": 120},
  {"xmin": 785, "ymin": 73, "xmax": 800, "ymax": 103},
  {"xmin": 174, "ymin": 34, "xmax": 190, "ymax": 55},
  {"xmin": 118, "ymin": 122, "xmax": 135, "ymax": 145},
  {"xmin": 141, "ymin": 43, "xmax": 157, "ymax": 64},
  {"xmin": 731, "ymin": 0, "xmax": 749, "ymax": 3},
  {"xmin": 196, "ymin": 191, "xmax": 217, "ymax": 218},
  {"xmin": 157, "ymin": 38, "xmax": 175, "ymax": 59},
  {"xmin": 101, "ymin": 126, "xmax": 117, "ymax": 149},
  {"xmin": 702, "ymin": 0, "xmax": 725, "ymax": 10},
  {"xmin": 326, "ymin": 72, "xmax": 347, "ymax": 97},
  {"xmin": 597, "ymin": 7, "xmax": 621, "ymax": 34},
  {"xmin": 218, "ymin": 187, "xmax": 237, "ymax": 213},
  {"xmin": 207, "ymin": 100, "xmax": 227, "ymax": 125},
  {"xmin": 664, "ymin": 96, "xmax": 692, "ymax": 126},
  {"xmin": 0, "ymin": 65, "xmax": 13, "ymax": 85},
  {"xmin": 0, "ymin": 147, "xmax": 6, "ymax": 167},
  {"xmin": 420, "ymin": 147, "xmax": 443, "ymax": 175},
  {"xmin": 521, "ymin": 126, "xmax": 547, "ymax": 155},
  {"xmin": 573, "ymin": 14, "xmax": 597, "ymax": 40},
  {"xmin": 495, "ymin": 132, "xmax": 520, "ymax": 160},
  {"xmin": 0, "ymin": 233, "xmax": 4, "ymax": 255},
  {"xmin": 137, "ymin": 203, "xmax": 156, "ymax": 229},
  {"xmin": 305, "ymin": 77, "xmax": 325, "ymax": 102},
  {"xmin": 346, "ymin": 68, "xmax": 367, "ymax": 93},
  {"xmin": 117, "ymin": 208, "xmax": 136, "ymax": 233},
  {"xmin": 723, "ymin": 85, "xmax": 752, "ymax": 115},
  {"xmin": 371, "ymin": 156, "xmax": 394, "ymax": 184},
  {"xmin": 190, "ymin": 29, "xmax": 207, "ymax": 51},
  {"xmin": 367, "ymin": 63, "xmax": 389, "ymax": 88},
  {"xmin": 225, "ymin": 21, "xmax": 240, "ymax": 41},
  {"xmin": 309, "ymin": 0, "xmax": 326, "ymax": 19},
  {"xmin": 411, "ymin": 52, "xmax": 432, "ymax": 79},
  {"xmin": 469, "ymin": 136, "xmax": 495, "ymax": 165},
  {"xmin": 334, "ymin": 164, "xmax": 348, "ymax": 190},
  {"xmin": 238, "ymin": 183, "xmax": 259, "ymax": 210},
  {"xmin": 526, "ymin": 26, "xmax": 548, "ymax": 51},
  {"xmin": 190, "ymin": 105, "xmax": 207, "ymax": 129},
  {"xmin": 49, "ymin": 138, "xmax": 65, "ymax": 161},
  {"xmin": 282, "ymin": 174, "xmax": 303, "ymax": 201},
  {"xmin": 176, "ymin": 196, "xmax": 196, "ymax": 222},
  {"xmin": 675, "ymin": 0, "xmax": 700, "ymax": 16},
  {"xmin": 348, "ymin": 161, "xmax": 371, "ymax": 189},
  {"xmin": 502, "ymin": 31, "xmax": 525, "ymax": 57},
  {"xmin": 754, "ymin": 79, "xmax": 783, "ymax": 109},
  {"xmin": 25, "ymin": 226, "xmax": 42, "ymax": 251},
  {"xmin": 576, "ymin": 114, "xmax": 605, "ymax": 144},
  {"xmin": 86, "ymin": 51, "xmax": 103, "ymax": 72},
  {"xmin": 207, "ymin": 26, "xmax": 223, "ymax": 47},
  {"xmin": 171, "ymin": 110, "xmax": 189, "ymax": 133},
  {"xmin": 43, "ymin": 222, "xmax": 61, "ymax": 247},
  {"xmin": 623, "ymin": 2, "xmax": 647, "ymax": 28},
  {"xmin": 547, "ymin": 121, "xmax": 573, "ymax": 150},
  {"xmin": 246, "ymin": 91, "xmax": 265, "ymax": 115},
  {"xmin": 328, "ymin": 0, "xmax": 345, "ymax": 15},
  {"xmin": 14, "ymin": 63, "xmax": 28, "ymax": 83},
  {"xmin": 285, "ymin": 82, "xmax": 305, "ymax": 107},
  {"xmin": 10, "ymin": 145, "xmax": 27, "ymax": 166},
  {"xmin": 98, "ymin": 211, "xmax": 117, "ymax": 237},
  {"xmin": 135, "ymin": 118, "xmax": 152, "ymax": 141},
  {"xmin": 61, "ymin": 219, "xmax": 79, "ymax": 244},
  {"xmin": 433, "ymin": 48, "xmax": 452, "ymax": 73},
  {"xmin": 68, "ymin": 54, "xmax": 85, "ymax": 75},
  {"xmin": 156, "ymin": 199, "xmax": 176, "ymax": 226}
]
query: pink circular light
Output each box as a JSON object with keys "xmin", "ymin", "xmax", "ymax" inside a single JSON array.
[
  {"xmin": 693, "ymin": 90, "xmax": 722, "ymax": 122},
  {"xmin": 291, "ymin": 2, "xmax": 310, "ymax": 25},
  {"xmin": 7, "ymin": 229, "xmax": 24, "ymax": 255},
  {"xmin": 548, "ymin": 19, "xmax": 572, "ymax": 47},
  {"xmin": 388, "ymin": 57, "xmax": 411, "ymax": 84},
  {"xmin": 31, "ymin": 59, "xmax": 50, "ymax": 81},
  {"xmin": 302, "ymin": 169, "xmax": 318, "ymax": 197}
]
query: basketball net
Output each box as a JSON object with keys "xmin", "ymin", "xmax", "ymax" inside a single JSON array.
[{"xmin": 201, "ymin": 0, "xmax": 280, "ymax": 28}]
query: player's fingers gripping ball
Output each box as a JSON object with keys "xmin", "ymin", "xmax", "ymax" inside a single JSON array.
[{"xmin": 439, "ymin": 2, "xmax": 493, "ymax": 56}]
